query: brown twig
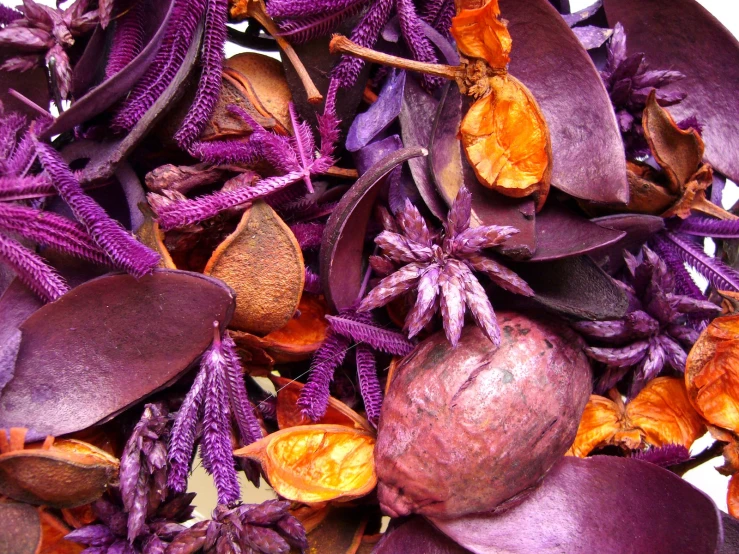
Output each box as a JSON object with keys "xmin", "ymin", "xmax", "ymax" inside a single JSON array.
[
  {"xmin": 672, "ymin": 440, "xmax": 725, "ymax": 476},
  {"xmin": 325, "ymin": 166, "xmax": 359, "ymax": 179}
]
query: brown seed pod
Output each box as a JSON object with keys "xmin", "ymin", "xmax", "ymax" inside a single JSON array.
[
  {"xmin": 204, "ymin": 201, "xmax": 305, "ymax": 335},
  {"xmin": 0, "ymin": 435, "xmax": 119, "ymax": 509},
  {"xmin": 375, "ymin": 312, "xmax": 591, "ymax": 519}
]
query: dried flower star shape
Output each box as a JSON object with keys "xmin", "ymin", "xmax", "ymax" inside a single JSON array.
[
  {"xmin": 359, "ymin": 187, "xmax": 534, "ymax": 347},
  {"xmin": 574, "ymin": 246, "xmax": 720, "ymax": 397}
]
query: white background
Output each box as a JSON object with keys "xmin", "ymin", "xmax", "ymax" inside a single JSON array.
[{"xmin": 9, "ymin": 0, "xmax": 739, "ymax": 515}]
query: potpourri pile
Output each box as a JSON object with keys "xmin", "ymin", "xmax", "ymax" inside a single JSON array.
[{"xmin": 2, "ymin": 0, "xmax": 739, "ymax": 552}]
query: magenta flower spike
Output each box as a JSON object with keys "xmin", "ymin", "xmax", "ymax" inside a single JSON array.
[
  {"xmin": 104, "ymin": 0, "xmax": 146, "ymax": 80},
  {"xmin": 0, "ymin": 233, "xmax": 68, "ymax": 302}
]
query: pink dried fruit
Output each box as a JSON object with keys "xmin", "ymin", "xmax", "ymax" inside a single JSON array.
[{"xmin": 375, "ymin": 311, "xmax": 592, "ymax": 519}]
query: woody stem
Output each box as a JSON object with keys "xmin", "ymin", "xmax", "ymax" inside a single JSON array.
[{"xmin": 329, "ymin": 34, "xmax": 462, "ymax": 81}]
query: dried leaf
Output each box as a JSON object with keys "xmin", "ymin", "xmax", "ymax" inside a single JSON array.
[
  {"xmin": 603, "ymin": 0, "xmax": 739, "ymax": 184},
  {"xmin": 135, "ymin": 208, "xmax": 176, "ymax": 269},
  {"xmin": 685, "ymin": 315, "xmax": 739, "ymax": 434},
  {"xmin": 642, "ymin": 90, "xmax": 704, "ymax": 194},
  {"xmin": 373, "ymin": 518, "xmax": 469, "ymax": 554},
  {"xmin": 450, "ymin": 0, "xmax": 511, "ymax": 68},
  {"xmin": 234, "ymin": 424, "xmax": 376, "ymax": 504},
  {"xmin": 320, "ymin": 148, "xmax": 427, "ymax": 312},
  {"xmin": 459, "ymin": 76, "xmax": 552, "ymax": 208},
  {"xmin": 0, "ymin": 501, "xmax": 41, "ymax": 554},
  {"xmin": 205, "ymin": 201, "xmax": 304, "ymax": 335},
  {"xmin": 0, "ymin": 438, "xmax": 118, "ymax": 508},
  {"xmin": 271, "ymin": 377, "xmax": 372, "ymax": 432},
  {"xmin": 568, "ymin": 377, "xmax": 705, "ymax": 457},
  {"xmin": 0, "ymin": 270, "xmax": 235, "ymax": 440}
]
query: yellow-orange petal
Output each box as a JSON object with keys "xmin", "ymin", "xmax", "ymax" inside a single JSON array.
[
  {"xmin": 566, "ymin": 395, "xmax": 623, "ymax": 457},
  {"xmin": 459, "ymin": 76, "xmax": 551, "ymax": 207},
  {"xmin": 626, "ymin": 376, "xmax": 706, "ymax": 450},
  {"xmin": 234, "ymin": 425, "xmax": 376, "ymax": 504},
  {"xmin": 450, "ymin": 0, "xmax": 511, "ymax": 68}
]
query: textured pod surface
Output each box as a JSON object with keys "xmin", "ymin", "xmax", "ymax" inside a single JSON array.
[
  {"xmin": 0, "ymin": 270, "xmax": 235, "ymax": 440},
  {"xmin": 0, "ymin": 502, "xmax": 41, "ymax": 554},
  {"xmin": 205, "ymin": 201, "xmax": 304, "ymax": 335},
  {"xmin": 375, "ymin": 312, "xmax": 592, "ymax": 519}
]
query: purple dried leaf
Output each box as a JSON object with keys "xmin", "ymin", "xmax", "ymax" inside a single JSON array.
[
  {"xmin": 369, "ymin": 254, "xmax": 396, "ymax": 277},
  {"xmin": 304, "ymin": 267, "xmax": 321, "ymax": 294},
  {"xmin": 35, "ymin": 142, "xmax": 159, "ymax": 277},
  {"xmin": 346, "ymin": 70, "xmax": 406, "ymax": 152},
  {"xmin": 445, "ymin": 186, "xmax": 472, "ymax": 238},
  {"xmin": 585, "ymin": 340, "xmax": 650, "ymax": 366},
  {"xmin": 632, "ymin": 444, "xmax": 691, "ymax": 467},
  {"xmin": 297, "ymin": 332, "xmax": 351, "ymax": 421},
  {"xmin": 658, "ymin": 334, "xmax": 688, "ymax": 372},
  {"xmin": 0, "ymin": 233, "xmax": 68, "ymax": 302},
  {"xmin": 668, "ymin": 323, "xmax": 700, "ymax": 346},
  {"xmin": 355, "ymin": 343, "xmax": 382, "ymax": 426},
  {"xmin": 572, "ymin": 319, "xmax": 630, "ymax": 340},
  {"xmin": 291, "ymin": 222, "xmax": 324, "ymax": 251},
  {"xmin": 451, "ymin": 225, "xmax": 520, "ymax": 255}
]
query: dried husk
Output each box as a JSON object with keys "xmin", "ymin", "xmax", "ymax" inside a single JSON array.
[
  {"xmin": 451, "ymin": 0, "xmax": 511, "ymax": 67},
  {"xmin": 0, "ymin": 437, "xmax": 119, "ymax": 508},
  {"xmin": 135, "ymin": 209, "xmax": 177, "ymax": 269},
  {"xmin": 234, "ymin": 424, "xmax": 376, "ymax": 504},
  {"xmin": 205, "ymin": 201, "xmax": 305, "ymax": 335},
  {"xmin": 567, "ymin": 377, "xmax": 706, "ymax": 457}
]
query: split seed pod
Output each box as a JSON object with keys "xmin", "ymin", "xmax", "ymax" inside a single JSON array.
[
  {"xmin": 205, "ymin": 200, "xmax": 305, "ymax": 335},
  {"xmin": 451, "ymin": 0, "xmax": 552, "ymax": 209},
  {"xmin": 567, "ymin": 377, "xmax": 706, "ymax": 457},
  {"xmin": 0, "ymin": 432, "xmax": 119, "ymax": 509},
  {"xmin": 234, "ymin": 424, "xmax": 376, "ymax": 504}
]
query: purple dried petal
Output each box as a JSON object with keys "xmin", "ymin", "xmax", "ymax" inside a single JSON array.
[
  {"xmin": 585, "ymin": 340, "xmax": 650, "ymax": 366},
  {"xmin": 658, "ymin": 334, "xmax": 687, "ymax": 372},
  {"xmin": 0, "ymin": 5, "xmax": 22, "ymax": 26},
  {"xmin": 297, "ymin": 332, "xmax": 351, "ymax": 421},
  {"xmin": 375, "ymin": 230, "xmax": 433, "ymax": 264},
  {"xmin": 667, "ymin": 323, "xmax": 700, "ymax": 346},
  {"xmin": 395, "ymin": 198, "xmax": 432, "ymax": 247},
  {"xmin": 463, "ymin": 255, "xmax": 534, "ymax": 297},
  {"xmin": 35, "ymin": 142, "xmax": 159, "ymax": 277},
  {"xmin": 355, "ymin": 343, "xmax": 382, "ymax": 425},
  {"xmin": 64, "ymin": 525, "xmax": 116, "ymax": 546},
  {"xmin": 304, "ymin": 267, "xmax": 321, "ymax": 294},
  {"xmin": 326, "ymin": 313, "xmax": 414, "ymax": 356},
  {"xmin": 241, "ymin": 524, "xmax": 291, "ymax": 554},
  {"xmin": 346, "ymin": 69, "xmax": 406, "ymax": 152},
  {"xmin": 276, "ymin": 515, "xmax": 308, "ymax": 550},
  {"xmin": 629, "ymin": 339, "xmax": 666, "ymax": 396},
  {"xmin": 359, "ymin": 262, "xmax": 426, "ymax": 311},
  {"xmin": 404, "ymin": 265, "xmax": 441, "ymax": 339},
  {"xmin": 453, "ymin": 260, "xmax": 500, "ymax": 347},
  {"xmin": 291, "ymin": 222, "xmax": 324, "ymax": 251},
  {"xmin": 439, "ymin": 263, "xmax": 465, "ymax": 347},
  {"xmin": 445, "ymin": 186, "xmax": 472, "ymax": 238},
  {"xmin": 451, "ymin": 225, "xmax": 519, "ymax": 255},
  {"xmin": 572, "ymin": 319, "xmax": 630, "ymax": 340},
  {"xmin": 241, "ymin": 499, "xmax": 290, "ymax": 525}
]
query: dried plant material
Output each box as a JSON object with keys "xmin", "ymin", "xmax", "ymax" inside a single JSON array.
[
  {"xmin": 730, "ymin": 474, "xmax": 739, "ymax": 519},
  {"xmin": 450, "ymin": 0, "xmax": 511, "ymax": 68},
  {"xmin": 135, "ymin": 208, "xmax": 176, "ymax": 269},
  {"xmin": 459, "ymin": 75, "xmax": 551, "ymax": 204},
  {"xmin": 225, "ymin": 52, "xmax": 294, "ymax": 133},
  {"xmin": 205, "ymin": 201, "xmax": 305, "ymax": 335},
  {"xmin": 685, "ymin": 315, "xmax": 739, "ymax": 433},
  {"xmin": 298, "ymin": 506, "xmax": 370, "ymax": 554},
  {"xmin": 234, "ymin": 424, "xmax": 376, "ymax": 504},
  {"xmin": 252, "ymin": 294, "xmax": 329, "ymax": 363},
  {"xmin": 0, "ymin": 436, "xmax": 119, "ymax": 508},
  {"xmin": 38, "ymin": 508, "xmax": 83, "ymax": 554},
  {"xmin": 568, "ymin": 377, "xmax": 705, "ymax": 457},
  {"xmin": 272, "ymin": 377, "xmax": 372, "ymax": 432},
  {"xmin": 0, "ymin": 501, "xmax": 41, "ymax": 554}
]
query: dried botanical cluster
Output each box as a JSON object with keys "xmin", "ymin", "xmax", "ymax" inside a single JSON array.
[{"xmin": 2, "ymin": 0, "xmax": 739, "ymax": 551}]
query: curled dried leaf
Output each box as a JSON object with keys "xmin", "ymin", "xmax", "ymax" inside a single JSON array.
[
  {"xmin": 568, "ymin": 377, "xmax": 705, "ymax": 457},
  {"xmin": 205, "ymin": 201, "xmax": 305, "ymax": 335},
  {"xmin": 234, "ymin": 425, "xmax": 376, "ymax": 504},
  {"xmin": 271, "ymin": 377, "xmax": 372, "ymax": 432},
  {"xmin": 686, "ymin": 315, "xmax": 739, "ymax": 434},
  {"xmin": 459, "ymin": 75, "xmax": 551, "ymax": 208},
  {"xmin": 0, "ymin": 438, "xmax": 119, "ymax": 508}
]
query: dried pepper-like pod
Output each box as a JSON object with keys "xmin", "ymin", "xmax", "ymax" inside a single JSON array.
[
  {"xmin": 0, "ymin": 432, "xmax": 118, "ymax": 509},
  {"xmin": 567, "ymin": 377, "xmax": 705, "ymax": 457},
  {"xmin": 234, "ymin": 424, "xmax": 376, "ymax": 504},
  {"xmin": 375, "ymin": 312, "xmax": 591, "ymax": 519},
  {"xmin": 205, "ymin": 200, "xmax": 304, "ymax": 335}
]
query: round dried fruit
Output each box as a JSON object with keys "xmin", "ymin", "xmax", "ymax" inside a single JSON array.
[{"xmin": 375, "ymin": 312, "xmax": 591, "ymax": 519}]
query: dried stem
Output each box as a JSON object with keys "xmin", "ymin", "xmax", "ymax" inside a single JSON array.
[
  {"xmin": 671, "ymin": 440, "xmax": 725, "ymax": 477},
  {"xmin": 247, "ymin": 0, "xmax": 323, "ymax": 104},
  {"xmin": 330, "ymin": 34, "xmax": 461, "ymax": 81},
  {"xmin": 325, "ymin": 166, "xmax": 359, "ymax": 179},
  {"xmin": 692, "ymin": 195, "xmax": 739, "ymax": 221}
]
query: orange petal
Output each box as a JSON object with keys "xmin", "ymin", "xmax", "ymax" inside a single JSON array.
[
  {"xmin": 272, "ymin": 377, "xmax": 373, "ymax": 432},
  {"xmin": 450, "ymin": 0, "xmax": 511, "ymax": 68},
  {"xmin": 460, "ymin": 76, "xmax": 551, "ymax": 207},
  {"xmin": 626, "ymin": 376, "xmax": 706, "ymax": 450},
  {"xmin": 204, "ymin": 200, "xmax": 305, "ymax": 335},
  {"xmin": 566, "ymin": 395, "xmax": 623, "ymax": 457},
  {"xmin": 234, "ymin": 424, "xmax": 376, "ymax": 504},
  {"xmin": 260, "ymin": 294, "xmax": 330, "ymax": 363},
  {"xmin": 686, "ymin": 315, "xmax": 739, "ymax": 433}
]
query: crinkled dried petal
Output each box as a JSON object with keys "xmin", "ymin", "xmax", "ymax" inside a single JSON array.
[
  {"xmin": 450, "ymin": 0, "xmax": 511, "ymax": 67},
  {"xmin": 567, "ymin": 395, "xmax": 625, "ymax": 457},
  {"xmin": 233, "ymin": 425, "xmax": 376, "ymax": 504},
  {"xmin": 626, "ymin": 376, "xmax": 705, "ymax": 450},
  {"xmin": 459, "ymin": 76, "xmax": 551, "ymax": 207},
  {"xmin": 685, "ymin": 315, "xmax": 739, "ymax": 433}
]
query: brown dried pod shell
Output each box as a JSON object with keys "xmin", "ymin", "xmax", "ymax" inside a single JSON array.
[
  {"xmin": 0, "ymin": 436, "xmax": 119, "ymax": 509},
  {"xmin": 204, "ymin": 201, "xmax": 305, "ymax": 335}
]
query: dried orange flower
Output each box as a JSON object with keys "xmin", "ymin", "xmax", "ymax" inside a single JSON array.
[
  {"xmin": 567, "ymin": 377, "xmax": 705, "ymax": 457},
  {"xmin": 234, "ymin": 424, "xmax": 376, "ymax": 504}
]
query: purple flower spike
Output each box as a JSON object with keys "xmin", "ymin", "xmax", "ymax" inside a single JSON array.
[
  {"xmin": 574, "ymin": 245, "xmax": 720, "ymax": 394},
  {"xmin": 674, "ymin": 216, "xmax": 739, "ymax": 239},
  {"xmin": 662, "ymin": 231, "xmax": 739, "ymax": 292},
  {"xmin": 359, "ymin": 188, "xmax": 530, "ymax": 347},
  {"xmin": 419, "ymin": 0, "xmax": 454, "ymax": 37},
  {"xmin": 104, "ymin": 0, "xmax": 146, "ymax": 79},
  {"xmin": 298, "ymin": 332, "xmax": 351, "ymax": 421},
  {"xmin": 631, "ymin": 444, "xmax": 691, "ymax": 468},
  {"xmin": 168, "ymin": 322, "xmax": 263, "ymax": 504},
  {"xmin": 0, "ymin": 233, "xmax": 68, "ymax": 302},
  {"xmin": 35, "ymin": 142, "xmax": 160, "ymax": 278},
  {"xmin": 175, "ymin": 0, "xmax": 229, "ymax": 150},
  {"xmin": 0, "ymin": 6, "xmax": 22, "ymax": 26}
]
